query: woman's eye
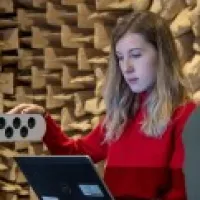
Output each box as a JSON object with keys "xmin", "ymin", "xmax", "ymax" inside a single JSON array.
[{"xmin": 131, "ymin": 53, "xmax": 141, "ymax": 58}]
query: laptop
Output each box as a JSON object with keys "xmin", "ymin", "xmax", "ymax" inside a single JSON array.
[{"xmin": 15, "ymin": 155, "xmax": 114, "ymax": 200}]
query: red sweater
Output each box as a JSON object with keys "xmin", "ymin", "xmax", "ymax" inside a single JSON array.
[{"xmin": 43, "ymin": 96, "xmax": 196, "ymax": 200}]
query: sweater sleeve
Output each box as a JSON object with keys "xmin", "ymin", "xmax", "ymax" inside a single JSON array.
[
  {"xmin": 163, "ymin": 102, "xmax": 196, "ymax": 200},
  {"xmin": 42, "ymin": 113, "xmax": 108, "ymax": 163}
]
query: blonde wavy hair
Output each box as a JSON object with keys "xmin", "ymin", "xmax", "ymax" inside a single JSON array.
[{"xmin": 102, "ymin": 11, "xmax": 193, "ymax": 143}]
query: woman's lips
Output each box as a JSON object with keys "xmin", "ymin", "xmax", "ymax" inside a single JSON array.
[{"xmin": 127, "ymin": 78, "xmax": 139, "ymax": 83}]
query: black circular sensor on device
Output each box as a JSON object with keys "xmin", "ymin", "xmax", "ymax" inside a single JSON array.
[
  {"xmin": 13, "ymin": 117, "xmax": 21, "ymax": 129},
  {"xmin": 20, "ymin": 126, "xmax": 28, "ymax": 138},
  {"xmin": 28, "ymin": 117, "xmax": 36, "ymax": 129},
  {"xmin": 0, "ymin": 117, "xmax": 6, "ymax": 129},
  {"xmin": 5, "ymin": 126, "xmax": 13, "ymax": 138}
]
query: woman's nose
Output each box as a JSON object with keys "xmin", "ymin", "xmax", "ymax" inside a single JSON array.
[{"xmin": 124, "ymin": 58, "xmax": 134, "ymax": 73}]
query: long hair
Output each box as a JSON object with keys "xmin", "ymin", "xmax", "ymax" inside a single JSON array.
[{"xmin": 102, "ymin": 11, "xmax": 193, "ymax": 143}]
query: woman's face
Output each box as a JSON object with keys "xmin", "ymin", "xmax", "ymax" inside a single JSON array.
[{"xmin": 116, "ymin": 33, "xmax": 158, "ymax": 93}]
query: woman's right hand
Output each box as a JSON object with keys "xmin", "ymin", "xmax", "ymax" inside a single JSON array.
[{"xmin": 6, "ymin": 103, "xmax": 45, "ymax": 115}]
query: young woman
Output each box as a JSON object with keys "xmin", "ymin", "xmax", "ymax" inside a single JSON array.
[{"xmin": 8, "ymin": 11, "xmax": 196, "ymax": 199}]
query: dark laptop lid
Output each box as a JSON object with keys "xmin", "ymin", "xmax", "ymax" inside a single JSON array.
[{"xmin": 15, "ymin": 155, "xmax": 114, "ymax": 200}]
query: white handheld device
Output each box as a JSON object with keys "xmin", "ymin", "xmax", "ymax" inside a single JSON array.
[{"xmin": 0, "ymin": 114, "xmax": 46, "ymax": 142}]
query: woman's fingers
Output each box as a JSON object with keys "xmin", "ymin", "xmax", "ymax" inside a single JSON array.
[
  {"xmin": 6, "ymin": 104, "xmax": 31, "ymax": 114},
  {"xmin": 22, "ymin": 107, "xmax": 37, "ymax": 114},
  {"xmin": 6, "ymin": 104, "xmax": 45, "ymax": 115},
  {"xmin": 22, "ymin": 105, "xmax": 45, "ymax": 115}
]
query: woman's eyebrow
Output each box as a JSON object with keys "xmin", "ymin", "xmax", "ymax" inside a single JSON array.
[
  {"xmin": 129, "ymin": 48, "xmax": 142, "ymax": 53},
  {"xmin": 115, "ymin": 48, "xmax": 142, "ymax": 55}
]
